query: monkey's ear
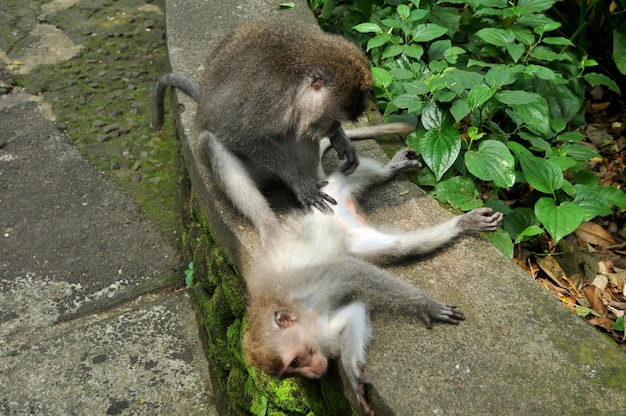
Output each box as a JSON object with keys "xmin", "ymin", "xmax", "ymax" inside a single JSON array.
[
  {"xmin": 274, "ymin": 308, "xmax": 297, "ymax": 329},
  {"xmin": 305, "ymin": 66, "xmax": 332, "ymax": 91}
]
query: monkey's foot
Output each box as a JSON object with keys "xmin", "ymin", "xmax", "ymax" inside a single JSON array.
[
  {"xmin": 458, "ymin": 207, "xmax": 503, "ymax": 232},
  {"xmin": 387, "ymin": 149, "xmax": 422, "ymax": 172},
  {"xmin": 356, "ymin": 362, "xmax": 375, "ymax": 416}
]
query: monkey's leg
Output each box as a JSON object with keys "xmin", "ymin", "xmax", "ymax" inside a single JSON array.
[
  {"xmin": 333, "ymin": 258, "xmax": 465, "ymax": 327},
  {"xmin": 200, "ymin": 131, "xmax": 279, "ymax": 242},
  {"xmin": 323, "ymin": 149, "xmax": 421, "ymax": 207},
  {"xmin": 347, "ymin": 208, "xmax": 503, "ymax": 263}
]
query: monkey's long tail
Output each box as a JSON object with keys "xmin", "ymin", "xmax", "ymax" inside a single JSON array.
[{"xmin": 152, "ymin": 73, "xmax": 201, "ymax": 130}]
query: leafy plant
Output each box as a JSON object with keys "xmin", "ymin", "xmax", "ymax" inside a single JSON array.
[
  {"xmin": 550, "ymin": 0, "xmax": 626, "ymax": 78},
  {"xmin": 340, "ymin": 0, "xmax": 626, "ymax": 256},
  {"xmin": 184, "ymin": 261, "xmax": 194, "ymax": 286}
]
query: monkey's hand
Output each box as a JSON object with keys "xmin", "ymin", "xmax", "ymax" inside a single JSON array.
[
  {"xmin": 329, "ymin": 127, "xmax": 359, "ymax": 175},
  {"xmin": 457, "ymin": 207, "xmax": 503, "ymax": 233},
  {"xmin": 386, "ymin": 148, "xmax": 422, "ymax": 173},
  {"xmin": 295, "ymin": 179, "xmax": 337, "ymax": 213},
  {"xmin": 415, "ymin": 298, "xmax": 465, "ymax": 329}
]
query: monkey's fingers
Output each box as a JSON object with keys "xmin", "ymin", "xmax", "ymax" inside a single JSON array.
[{"xmin": 340, "ymin": 157, "xmax": 359, "ymax": 175}]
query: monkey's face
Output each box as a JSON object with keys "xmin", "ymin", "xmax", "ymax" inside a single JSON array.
[
  {"xmin": 277, "ymin": 326, "xmax": 328, "ymax": 379},
  {"xmin": 341, "ymin": 88, "xmax": 368, "ymax": 122}
]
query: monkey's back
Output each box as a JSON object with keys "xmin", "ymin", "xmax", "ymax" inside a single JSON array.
[{"xmin": 196, "ymin": 17, "xmax": 372, "ymax": 139}]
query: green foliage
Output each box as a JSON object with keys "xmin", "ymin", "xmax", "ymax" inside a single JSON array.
[
  {"xmin": 550, "ymin": 0, "xmax": 626, "ymax": 78},
  {"xmin": 184, "ymin": 261, "xmax": 194, "ymax": 286},
  {"xmin": 318, "ymin": 0, "xmax": 625, "ymax": 253}
]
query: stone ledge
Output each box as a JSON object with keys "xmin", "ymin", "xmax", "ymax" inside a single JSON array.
[{"xmin": 163, "ymin": 0, "xmax": 626, "ymax": 414}]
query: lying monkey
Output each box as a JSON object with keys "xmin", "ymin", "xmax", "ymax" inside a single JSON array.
[
  {"xmin": 242, "ymin": 149, "xmax": 503, "ymax": 415},
  {"xmin": 152, "ymin": 17, "xmax": 414, "ymax": 240}
]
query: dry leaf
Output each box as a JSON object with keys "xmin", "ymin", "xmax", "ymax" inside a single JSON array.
[
  {"xmin": 588, "ymin": 317, "xmax": 616, "ymax": 331},
  {"xmin": 592, "ymin": 274, "xmax": 609, "ymax": 290},
  {"xmin": 575, "ymin": 222, "xmax": 617, "ymax": 248},
  {"xmin": 537, "ymin": 255, "xmax": 566, "ymax": 287},
  {"xmin": 583, "ymin": 285, "xmax": 606, "ymax": 315}
]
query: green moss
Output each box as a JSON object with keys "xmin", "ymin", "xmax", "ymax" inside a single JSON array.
[{"xmin": 12, "ymin": 0, "xmax": 184, "ymax": 248}]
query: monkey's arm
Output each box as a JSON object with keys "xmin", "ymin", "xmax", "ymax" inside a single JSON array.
[
  {"xmin": 329, "ymin": 126, "xmax": 359, "ymax": 174},
  {"xmin": 330, "ymin": 302, "xmax": 374, "ymax": 416},
  {"xmin": 152, "ymin": 73, "xmax": 200, "ymax": 130},
  {"xmin": 347, "ymin": 208, "xmax": 503, "ymax": 263},
  {"xmin": 227, "ymin": 134, "xmax": 337, "ymax": 213}
]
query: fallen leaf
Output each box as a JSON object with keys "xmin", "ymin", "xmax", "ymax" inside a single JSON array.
[
  {"xmin": 584, "ymin": 285, "xmax": 606, "ymax": 314},
  {"xmin": 589, "ymin": 316, "xmax": 616, "ymax": 331},
  {"xmin": 592, "ymin": 274, "xmax": 609, "ymax": 290},
  {"xmin": 575, "ymin": 222, "xmax": 617, "ymax": 248},
  {"xmin": 537, "ymin": 255, "xmax": 567, "ymax": 288}
]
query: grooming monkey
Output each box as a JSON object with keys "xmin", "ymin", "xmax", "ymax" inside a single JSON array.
[
  {"xmin": 242, "ymin": 149, "xmax": 503, "ymax": 415},
  {"xmin": 152, "ymin": 17, "xmax": 414, "ymax": 238}
]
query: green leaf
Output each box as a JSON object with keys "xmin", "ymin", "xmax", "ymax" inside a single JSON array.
[
  {"xmin": 353, "ymin": 22, "xmax": 383, "ymax": 34},
  {"xmin": 518, "ymin": 0, "xmax": 555, "ymax": 12},
  {"xmin": 506, "ymin": 101, "xmax": 551, "ymax": 135},
  {"xmin": 397, "ymin": 4, "xmax": 411, "ymax": 19},
  {"xmin": 476, "ymin": 28, "xmax": 515, "ymax": 47},
  {"xmin": 464, "ymin": 140, "xmax": 516, "ymax": 188},
  {"xmin": 561, "ymin": 143, "xmax": 601, "ymax": 161},
  {"xmin": 495, "ymin": 90, "xmax": 543, "ymax": 105},
  {"xmin": 403, "ymin": 44, "xmax": 425, "ymax": 60},
  {"xmin": 518, "ymin": 153, "xmax": 564, "ymax": 194},
  {"xmin": 450, "ymin": 99, "xmax": 470, "ymax": 122},
  {"xmin": 184, "ymin": 262, "xmax": 194, "ymax": 286},
  {"xmin": 598, "ymin": 185, "xmax": 626, "ymax": 210},
  {"xmin": 573, "ymin": 184, "xmax": 612, "ymax": 221},
  {"xmin": 405, "ymin": 80, "xmax": 430, "ymax": 95},
  {"xmin": 411, "ymin": 23, "xmax": 448, "ymax": 43},
  {"xmin": 614, "ymin": 316, "xmax": 625, "ymax": 332},
  {"xmin": 516, "ymin": 225, "xmax": 545, "ymax": 243},
  {"xmin": 583, "ymin": 72, "xmax": 621, "ymax": 95},
  {"xmin": 371, "ymin": 67, "xmax": 393, "ymax": 89},
  {"xmin": 506, "ymin": 43, "xmax": 525, "ymax": 62},
  {"xmin": 389, "ymin": 67, "xmax": 414, "ymax": 80},
  {"xmin": 485, "ymin": 67, "xmax": 519, "ymax": 87},
  {"xmin": 535, "ymin": 197, "xmax": 585, "ymax": 244},
  {"xmin": 524, "ymin": 64, "xmax": 557, "ymax": 81},
  {"xmin": 408, "ymin": 8, "xmax": 429, "ymax": 23},
  {"xmin": 444, "ymin": 46, "xmax": 466, "ymax": 64},
  {"xmin": 518, "ymin": 131, "xmax": 551, "ymax": 153},
  {"xmin": 548, "ymin": 155, "xmax": 578, "ymax": 171},
  {"xmin": 393, "ymin": 94, "xmax": 423, "ymax": 113},
  {"xmin": 534, "ymin": 21, "xmax": 562, "ymax": 35},
  {"xmin": 614, "ymin": 24, "xmax": 626, "ymax": 76},
  {"xmin": 468, "ymin": 84, "xmax": 496, "ymax": 109},
  {"xmin": 556, "ymin": 131, "xmax": 585, "ymax": 142},
  {"xmin": 483, "ymin": 228, "xmax": 514, "ymax": 259},
  {"xmin": 541, "ymin": 36, "xmax": 574, "ymax": 46},
  {"xmin": 421, "ymin": 101, "xmax": 448, "ymax": 130},
  {"xmin": 381, "ymin": 44, "xmax": 405, "ymax": 58},
  {"xmin": 419, "ymin": 125, "xmax": 461, "ymax": 181},
  {"xmin": 510, "ymin": 27, "xmax": 535, "ymax": 45},
  {"xmin": 503, "ymin": 207, "xmax": 536, "ymax": 240},
  {"xmin": 367, "ymin": 35, "xmax": 390, "ymax": 51},
  {"xmin": 434, "ymin": 176, "xmax": 483, "ymax": 210},
  {"xmin": 529, "ymin": 46, "xmax": 567, "ymax": 61}
]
